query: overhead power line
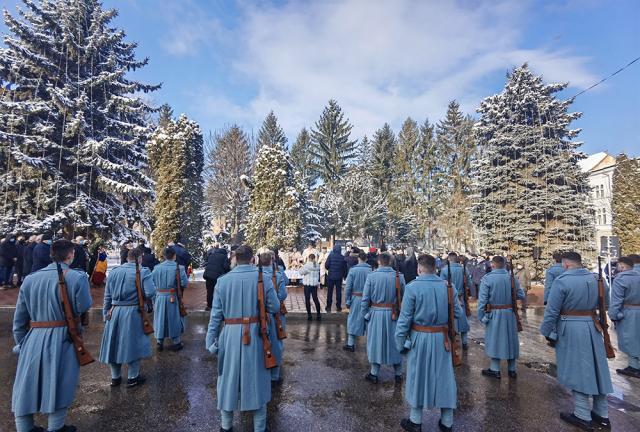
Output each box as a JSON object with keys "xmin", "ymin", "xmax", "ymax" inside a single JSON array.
[{"xmin": 569, "ymin": 55, "xmax": 640, "ymax": 101}]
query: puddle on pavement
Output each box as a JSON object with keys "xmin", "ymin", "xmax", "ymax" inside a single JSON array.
[{"xmin": 523, "ymin": 361, "xmax": 557, "ymax": 377}]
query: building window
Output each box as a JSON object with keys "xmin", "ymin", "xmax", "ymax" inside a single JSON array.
[{"xmin": 602, "ymin": 209, "xmax": 607, "ymax": 225}]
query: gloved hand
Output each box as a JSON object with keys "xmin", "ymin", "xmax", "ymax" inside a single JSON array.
[{"xmin": 546, "ymin": 337, "xmax": 556, "ymax": 348}]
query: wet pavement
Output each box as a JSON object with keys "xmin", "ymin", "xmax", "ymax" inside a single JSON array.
[{"xmin": 1, "ymin": 309, "xmax": 639, "ymax": 432}]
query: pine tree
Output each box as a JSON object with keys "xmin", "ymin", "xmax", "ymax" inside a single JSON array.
[
  {"xmin": 390, "ymin": 118, "xmax": 420, "ymax": 243},
  {"xmin": 294, "ymin": 170, "xmax": 322, "ymax": 246},
  {"xmin": 157, "ymin": 103, "xmax": 174, "ymax": 127},
  {"xmin": 256, "ymin": 111, "xmax": 287, "ymax": 152},
  {"xmin": 149, "ymin": 115, "xmax": 205, "ymax": 261},
  {"xmin": 289, "ymin": 127, "xmax": 315, "ymax": 185},
  {"xmin": 472, "ymin": 64, "xmax": 593, "ymax": 268},
  {"xmin": 310, "ymin": 99, "xmax": 357, "ymax": 184},
  {"xmin": 245, "ymin": 142, "xmax": 302, "ymax": 249},
  {"xmin": 612, "ymin": 154, "xmax": 640, "ymax": 253},
  {"xmin": 205, "ymin": 125, "xmax": 253, "ymax": 243},
  {"xmin": 418, "ymin": 119, "xmax": 440, "ymax": 249},
  {"xmin": 436, "ymin": 101, "xmax": 476, "ymax": 251},
  {"xmin": 0, "ymin": 0, "xmax": 159, "ymax": 239}
]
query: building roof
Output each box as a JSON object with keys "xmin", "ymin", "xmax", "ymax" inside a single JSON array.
[{"xmin": 579, "ymin": 152, "xmax": 616, "ymax": 173}]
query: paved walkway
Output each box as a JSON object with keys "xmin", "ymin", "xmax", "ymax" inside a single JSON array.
[{"xmin": 1, "ymin": 310, "xmax": 638, "ymax": 431}]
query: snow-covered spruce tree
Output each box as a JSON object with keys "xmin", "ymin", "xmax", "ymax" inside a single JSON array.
[
  {"xmin": 289, "ymin": 127, "xmax": 315, "ymax": 186},
  {"xmin": 149, "ymin": 115, "xmax": 205, "ymax": 262},
  {"xmin": 256, "ymin": 110, "xmax": 287, "ymax": 153},
  {"xmin": 417, "ymin": 118, "xmax": 440, "ymax": 249},
  {"xmin": 357, "ymin": 135, "xmax": 373, "ymax": 166},
  {"xmin": 318, "ymin": 167, "xmax": 386, "ymax": 243},
  {"xmin": 0, "ymin": 0, "xmax": 158, "ymax": 239},
  {"xmin": 612, "ymin": 154, "xmax": 640, "ymax": 254},
  {"xmin": 294, "ymin": 170, "xmax": 322, "ymax": 247},
  {"xmin": 472, "ymin": 64, "xmax": 593, "ymax": 267},
  {"xmin": 310, "ymin": 99, "xmax": 357, "ymax": 185},
  {"xmin": 245, "ymin": 141, "xmax": 302, "ymax": 249},
  {"xmin": 205, "ymin": 125, "xmax": 253, "ymax": 243},
  {"xmin": 436, "ymin": 101, "xmax": 476, "ymax": 252}
]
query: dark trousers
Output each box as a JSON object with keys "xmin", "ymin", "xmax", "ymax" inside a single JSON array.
[
  {"xmin": 304, "ymin": 285, "xmax": 321, "ymax": 315},
  {"xmin": 205, "ymin": 277, "xmax": 218, "ymax": 308},
  {"xmin": 326, "ymin": 278, "xmax": 342, "ymax": 309},
  {"xmin": 0, "ymin": 265, "xmax": 13, "ymax": 285}
]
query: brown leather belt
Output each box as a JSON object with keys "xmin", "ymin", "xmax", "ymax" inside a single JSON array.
[
  {"xmin": 486, "ymin": 304, "xmax": 512, "ymax": 312},
  {"xmin": 561, "ymin": 310, "xmax": 595, "ymax": 317},
  {"xmin": 371, "ymin": 303, "xmax": 394, "ymax": 308},
  {"xmin": 411, "ymin": 324, "xmax": 451, "ymax": 352},
  {"xmin": 158, "ymin": 289, "xmax": 175, "ymax": 294},
  {"xmin": 624, "ymin": 304, "xmax": 640, "ymax": 308},
  {"xmin": 561, "ymin": 310, "xmax": 602, "ymax": 333},
  {"xmin": 30, "ymin": 320, "xmax": 67, "ymax": 328},
  {"xmin": 351, "ymin": 292, "xmax": 363, "ymax": 297},
  {"xmin": 225, "ymin": 316, "xmax": 259, "ymax": 345}
]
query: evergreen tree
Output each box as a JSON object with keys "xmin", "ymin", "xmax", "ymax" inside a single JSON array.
[
  {"xmin": 294, "ymin": 171, "xmax": 322, "ymax": 246},
  {"xmin": 418, "ymin": 119, "xmax": 440, "ymax": 249},
  {"xmin": 357, "ymin": 135, "xmax": 373, "ymax": 165},
  {"xmin": 157, "ymin": 103, "xmax": 174, "ymax": 127},
  {"xmin": 0, "ymin": 0, "xmax": 159, "ymax": 239},
  {"xmin": 149, "ymin": 115, "xmax": 205, "ymax": 261},
  {"xmin": 472, "ymin": 64, "xmax": 593, "ymax": 268},
  {"xmin": 205, "ymin": 125, "xmax": 253, "ymax": 243},
  {"xmin": 310, "ymin": 99, "xmax": 357, "ymax": 184},
  {"xmin": 612, "ymin": 154, "xmax": 640, "ymax": 253},
  {"xmin": 371, "ymin": 123, "xmax": 396, "ymax": 198},
  {"xmin": 245, "ymin": 142, "xmax": 302, "ymax": 249},
  {"xmin": 256, "ymin": 110, "xmax": 287, "ymax": 152},
  {"xmin": 289, "ymin": 127, "xmax": 315, "ymax": 185},
  {"xmin": 436, "ymin": 101, "xmax": 476, "ymax": 251}
]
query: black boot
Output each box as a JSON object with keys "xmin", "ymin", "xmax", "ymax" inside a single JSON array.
[
  {"xmin": 307, "ymin": 314, "xmax": 313, "ymax": 321},
  {"xmin": 343, "ymin": 345, "xmax": 355, "ymax": 352},
  {"xmin": 110, "ymin": 376, "xmax": 122, "ymax": 387},
  {"xmin": 29, "ymin": 427, "xmax": 46, "ymax": 432},
  {"xmin": 559, "ymin": 412, "xmax": 594, "ymax": 432},
  {"xmin": 481, "ymin": 369, "xmax": 501, "ymax": 379},
  {"xmin": 169, "ymin": 342, "xmax": 184, "ymax": 352},
  {"xmin": 220, "ymin": 428, "xmax": 233, "ymax": 432},
  {"xmin": 400, "ymin": 418, "xmax": 421, "ymax": 432},
  {"xmin": 395, "ymin": 375, "xmax": 403, "ymax": 384},
  {"xmin": 616, "ymin": 366, "xmax": 640, "ymax": 378},
  {"xmin": 438, "ymin": 420, "xmax": 453, "ymax": 432},
  {"xmin": 126, "ymin": 375, "xmax": 146, "ymax": 388},
  {"xmin": 508, "ymin": 371, "xmax": 517, "ymax": 379},
  {"xmin": 157, "ymin": 341, "xmax": 164, "ymax": 352},
  {"xmin": 51, "ymin": 426, "xmax": 77, "ymax": 432},
  {"xmin": 316, "ymin": 314, "xmax": 322, "ymax": 321},
  {"xmin": 590, "ymin": 411, "xmax": 611, "ymax": 430},
  {"xmin": 365, "ymin": 373, "xmax": 379, "ymax": 384}
]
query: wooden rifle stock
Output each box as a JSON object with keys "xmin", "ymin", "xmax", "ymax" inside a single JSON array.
[
  {"xmin": 272, "ymin": 263, "xmax": 287, "ymax": 340},
  {"xmin": 56, "ymin": 263, "xmax": 94, "ymax": 366},
  {"xmin": 462, "ymin": 264, "xmax": 471, "ymax": 317},
  {"xmin": 135, "ymin": 261, "xmax": 154, "ymax": 335},
  {"xmin": 509, "ymin": 261, "xmax": 523, "ymax": 332},
  {"xmin": 258, "ymin": 266, "xmax": 278, "ymax": 369},
  {"xmin": 392, "ymin": 271, "xmax": 402, "ymax": 321},
  {"xmin": 598, "ymin": 257, "xmax": 616, "ymax": 359},
  {"xmin": 447, "ymin": 261, "xmax": 462, "ymax": 366},
  {"xmin": 175, "ymin": 263, "xmax": 188, "ymax": 317}
]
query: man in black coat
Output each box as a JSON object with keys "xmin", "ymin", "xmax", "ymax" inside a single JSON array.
[
  {"xmin": 22, "ymin": 235, "xmax": 36, "ymax": 278},
  {"xmin": 0, "ymin": 234, "xmax": 18, "ymax": 288},
  {"xmin": 70, "ymin": 236, "xmax": 89, "ymax": 272},
  {"xmin": 173, "ymin": 242, "xmax": 192, "ymax": 268},
  {"xmin": 403, "ymin": 247, "xmax": 418, "ymax": 283},
  {"xmin": 31, "ymin": 234, "xmax": 53, "ymax": 273},
  {"xmin": 324, "ymin": 245, "xmax": 347, "ymax": 312},
  {"xmin": 203, "ymin": 245, "xmax": 230, "ymax": 311}
]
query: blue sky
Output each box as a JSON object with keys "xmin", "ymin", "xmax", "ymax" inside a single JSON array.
[{"xmin": 2, "ymin": 0, "xmax": 639, "ymax": 156}]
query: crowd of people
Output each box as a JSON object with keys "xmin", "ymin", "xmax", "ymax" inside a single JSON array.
[{"xmin": 6, "ymin": 232, "xmax": 640, "ymax": 432}]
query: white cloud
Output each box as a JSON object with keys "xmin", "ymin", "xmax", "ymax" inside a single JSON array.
[{"xmin": 176, "ymin": 0, "xmax": 599, "ymax": 139}]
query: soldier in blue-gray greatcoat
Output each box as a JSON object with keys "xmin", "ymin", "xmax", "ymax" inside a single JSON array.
[
  {"xmin": 609, "ymin": 256, "xmax": 640, "ymax": 378},
  {"xmin": 543, "ymin": 251, "xmax": 564, "ymax": 305},
  {"xmin": 540, "ymin": 252, "xmax": 613, "ymax": 431},
  {"xmin": 439, "ymin": 252, "xmax": 471, "ymax": 349},
  {"xmin": 477, "ymin": 255, "xmax": 525, "ymax": 379},
  {"xmin": 343, "ymin": 251, "xmax": 372, "ymax": 352},
  {"xmin": 206, "ymin": 245, "xmax": 280, "ymax": 432},
  {"xmin": 99, "ymin": 247, "xmax": 156, "ymax": 387},
  {"xmin": 152, "ymin": 246, "xmax": 189, "ymax": 351},
  {"xmin": 361, "ymin": 252, "xmax": 406, "ymax": 384},
  {"xmin": 396, "ymin": 254, "xmax": 462, "ymax": 432},
  {"xmin": 12, "ymin": 239, "xmax": 92, "ymax": 432},
  {"xmin": 261, "ymin": 250, "xmax": 288, "ymax": 386}
]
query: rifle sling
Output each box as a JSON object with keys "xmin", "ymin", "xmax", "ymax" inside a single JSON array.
[{"xmin": 30, "ymin": 320, "xmax": 68, "ymax": 328}]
